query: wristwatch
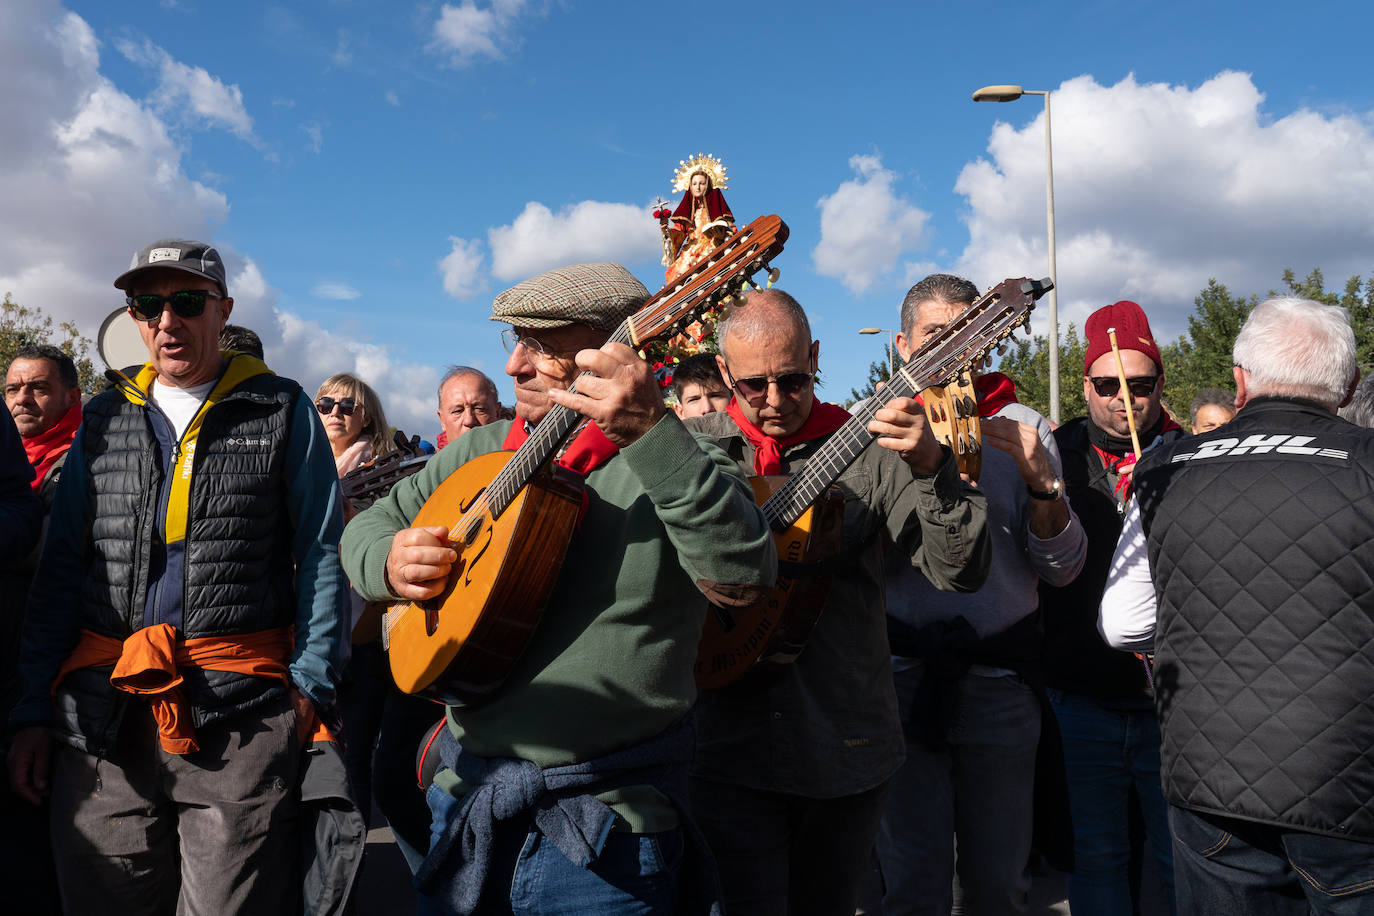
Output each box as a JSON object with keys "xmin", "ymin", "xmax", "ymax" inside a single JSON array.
[{"xmin": 1027, "ymin": 478, "xmax": 1063, "ymax": 501}]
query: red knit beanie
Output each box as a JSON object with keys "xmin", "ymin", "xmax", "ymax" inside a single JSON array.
[{"xmin": 1083, "ymin": 300, "xmax": 1163, "ymax": 375}]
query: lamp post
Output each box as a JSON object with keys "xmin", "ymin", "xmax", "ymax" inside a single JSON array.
[
  {"xmin": 859, "ymin": 327, "xmax": 897, "ymax": 377},
  {"xmin": 973, "ymin": 83, "xmax": 1060, "ymax": 424}
]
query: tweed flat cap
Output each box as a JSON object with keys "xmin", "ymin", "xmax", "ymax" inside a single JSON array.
[{"xmin": 490, "ymin": 262, "xmax": 649, "ymax": 330}]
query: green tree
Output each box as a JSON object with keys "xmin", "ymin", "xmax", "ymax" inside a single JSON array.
[
  {"xmin": 1278, "ymin": 268, "xmax": 1374, "ymax": 370},
  {"xmin": 995, "ymin": 322, "xmax": 1088, "ymax": 422},
  {"xmin": 1158, "ymin": 279, "xmax": 1256, "ymax": 424},
  {"xmin": 0, "ymin": 293, "xmax": 100, "ymax": 393}
]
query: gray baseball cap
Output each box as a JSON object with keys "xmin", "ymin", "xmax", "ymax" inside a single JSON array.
[
  {"xmin": 491, "ymin": 262, "xmax": 649, "ymax": 331},
  {"xmin": 114, "ymin": 238, "xmax": 228, "ymax": 298}
]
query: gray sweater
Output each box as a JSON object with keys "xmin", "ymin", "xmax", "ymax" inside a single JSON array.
[{"xmin": 886, "ymin": 402, "xmax": 1086, "ymax": 645}]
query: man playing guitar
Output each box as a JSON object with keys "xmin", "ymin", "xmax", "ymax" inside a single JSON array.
[
  {"xmin": 340, "ymin": 262, "xmax": 776, "ymax": 915},
  {"xmin": 683, "ymin": 288, "xmax": 991, "ymax": 916}
]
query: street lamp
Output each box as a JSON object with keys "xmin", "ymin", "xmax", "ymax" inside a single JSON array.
[
  {"xmin": 973, "ymin": 83, "xmax": 1061, "ymax": 424},
  {"xmin": 859, "ymin": 327, "xmax": 897, "ymax": 377}
]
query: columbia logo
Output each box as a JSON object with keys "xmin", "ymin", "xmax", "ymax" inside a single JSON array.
[
  {"xmin": 1171, "ymin": 434, "xmax": 1349, "ymax": 463},
  {"xmin": 226, "ymin": 437, "xmax": 271, "ymax": 447}
]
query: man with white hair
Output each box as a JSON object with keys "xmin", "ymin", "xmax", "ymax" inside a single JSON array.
[{"xmin": 1100, "ymin": 297, "xmax": 1374, "ymax": 914}]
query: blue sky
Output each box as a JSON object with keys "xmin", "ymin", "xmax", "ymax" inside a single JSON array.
[{"xmin": 5, "ymin": 0, "xmax": 1374, "ymax": 434}]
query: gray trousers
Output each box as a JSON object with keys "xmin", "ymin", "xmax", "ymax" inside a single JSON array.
[
  {"xmin": 49, "ymin": 694, "xmax": 301, "ymax": 916},
  {"xmin": 876, "ymin": 665, "xmax": 1041, "ymax": 916}
]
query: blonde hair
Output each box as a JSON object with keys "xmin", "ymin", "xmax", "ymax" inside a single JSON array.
[{"xmin": 316, "ymin": 373, "xmax": 396, "ymax": 457}]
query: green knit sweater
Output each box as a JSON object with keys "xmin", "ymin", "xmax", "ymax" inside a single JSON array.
[{"xmin": 341, "ymin": 412, "xmax": 776, "ymax": 827}]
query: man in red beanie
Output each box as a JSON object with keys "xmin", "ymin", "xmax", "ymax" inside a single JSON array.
[{"xmin": 1039, "ymin": 300, "xmax": 1182, "ymax": 914}]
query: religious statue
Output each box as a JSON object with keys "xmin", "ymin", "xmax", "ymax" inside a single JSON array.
[{"xmin": 655, "ymin": 153, "xmax": 735, "ymax": 284}]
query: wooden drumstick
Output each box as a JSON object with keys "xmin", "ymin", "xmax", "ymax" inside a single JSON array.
[{"xmin": 1107, "ymin": 327, "xmax": 1143, "ymax": 459}]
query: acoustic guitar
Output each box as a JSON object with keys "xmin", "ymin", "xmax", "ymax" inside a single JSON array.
[
  {"xmin": 385, "ymin": 215, "xmax": 790, "ymax": 703},
  {"xmin": 695, "ymin": 276, "xmax": 1053, "ymax": 689}
]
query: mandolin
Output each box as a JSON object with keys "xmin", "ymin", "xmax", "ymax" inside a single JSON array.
[
  {"xmin": 696, "ymin": 276, "xmax": 1052, "ymax": 689},
  {"xmin": 385, "ymin": 215, "xmax": 790, "ymax": 704}
]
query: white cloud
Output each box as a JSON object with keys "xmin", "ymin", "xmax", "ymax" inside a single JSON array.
[
  {"xmin": 0, "ymin": 2, "xmax": 442, "ymax": 435},
  {"xmin": 384, "ymin": 90, "xmax": 400, "ymax": 107},
  {"xmin": 812, "ymin": 154, "xmax": 930, "ymax": 294},
  {"xmin": 115, "ymin": 37, "xmax": 256, "ymax": 143},
  {"xmin": 952, "ymin": 71, "xmax": 1374, "ymax": 341},
  {"xmin": 487, "ymin": 200, "xmax": 659, "ymax": 281},
  {"xmin": 439, "ymin": 237, "xmax": 487, "ymax": 299},
  {"xmin": 312, "ymin": 281, "xmax": 361, "ymax": 300},
  {"xmin": 437, "ymin": 199, "xmax": 660, "ymax": 300},
  {"xmin": 430, "ymin": 0, "xmax": 532, "ymax": 66},
  {"xmin": 302, "ymin": 120, "xmax": 323, "ymax": 154}
]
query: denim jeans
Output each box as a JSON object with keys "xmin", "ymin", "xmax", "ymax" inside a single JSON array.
[
  {"xmin": 1170, "ymin": 805, "xmax": 1374, "ymax": 915},
  {"xmin": 416, "ymin": 821, "xmax": 684, "ymax": 916},
  {"xmin": 1048, "ymin": 688, "xmax": 1176, "ymax": 916},
  {"xmin": 877, "ymin": 666, "xmax": 1041, "ymax": 916}
]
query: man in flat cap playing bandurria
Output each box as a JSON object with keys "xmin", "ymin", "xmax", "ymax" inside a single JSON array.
[{"xmin": 342, "ymin": 262, "xmax": 776, "ymax": 914}]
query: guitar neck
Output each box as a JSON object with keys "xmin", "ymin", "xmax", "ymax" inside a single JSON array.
[{"xmin": 762, "ymin": 366, "xmax": 929, "ymax": 531}]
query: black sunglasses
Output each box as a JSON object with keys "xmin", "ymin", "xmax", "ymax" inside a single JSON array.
[
  {"xmin": 126, "ymin": 289, "xmax": 220, "ymax": 322},
  {"xmin": 1089, "ymin": 375, "xmax": 1159, "ymax": 398},
  {"xmin": 724, "ymin": 360, "xmax": 815, "ymax": 408},
  {"xmin": 315, "ymin": 396, "xmax": 357, "ymax": 417}
]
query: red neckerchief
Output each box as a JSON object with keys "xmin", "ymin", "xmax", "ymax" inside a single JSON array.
[
  {"xmin": 22, "ymin": 400, "xmax": 81, "ymax": 491},
  {"xmin": 501, "ymin": 417, "xmax": 619, "ymax": 477},
  {"xmin": 973, "ymin": 372, "xmax": 1018, "ymax": 417},
  {"xmin": 435, "ymin": 430, "xmax": 449, "ymax": 450},
  {"xmin": 1091, "ymin": 412, "xmax": 1183, "ymax": 501},
  {"xmin": 726, "ymin": 397, "xmax": 851, "ymax": 475}
]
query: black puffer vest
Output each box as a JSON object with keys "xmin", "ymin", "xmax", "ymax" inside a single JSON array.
[
  {"xmin": 55, "ymin": 370, "xmax": 302, "ymax": 755},
  {"xmin": 1135, "ymin": 398, "xmax": 1374, "ymax": 840}
]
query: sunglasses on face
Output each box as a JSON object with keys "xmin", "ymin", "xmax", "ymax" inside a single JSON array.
[
  {"xmin": 1089, "ymin": 375, "xmax": 1159, "ymax": 398},
  {"xmin": 315, "ymin": 396, "xmax": 357, "ymax": 417},
  {"xmin": 126, "ymin": 289, "xmax": 220, "ymax": 322},
  {"xmin": 724, "ymin": 361, "xmax": 815, "ymax": 408}
]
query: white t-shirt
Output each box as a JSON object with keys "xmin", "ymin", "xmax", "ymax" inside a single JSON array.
[{"xmin": 151, "ymin": 379, "xmax": 216, "ymax": 438}]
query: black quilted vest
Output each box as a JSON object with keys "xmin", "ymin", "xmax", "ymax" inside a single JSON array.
[
  {"xmin": 55, "ymin": 371, "xmax": 302, "ymax": 754},
  {"xmin": 1135, "ymin": 397, "xmax": 1374, "ymax": 840}
]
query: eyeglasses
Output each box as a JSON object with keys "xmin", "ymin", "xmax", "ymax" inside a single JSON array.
[
  {"xmin": 315, "ymin": 396, "xmax": 357, "ymax": 417},
  {"xmin": 126, "ymin": 289, "xmax": 220, "ymax": 322},
  {"xmin": 500, "ymin": 328, "xmax": 578, "ymax": 360},
  {"xmin": 723, "ymin": 359, "xmax": 815, "ymax": 408},
  {"xmin": 1088, "ymin": 375, "xmax": 1159, "ymax": 398}
]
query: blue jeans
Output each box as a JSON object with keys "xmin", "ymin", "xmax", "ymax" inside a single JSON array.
[
  {"xmin": 1048, "ymin": 689, "xmax": 1176, "ymax": 916},
  {"xmin": 877, "ymin": 667, "xmax": 1041, "ymax": 916},
  {"xmin": 1170, "ymin": 805, "xmax": 1374, "ymax": 915},
  {"xmin": 417, "ymin": 782, "xmax": 684, "ymax": 916}
]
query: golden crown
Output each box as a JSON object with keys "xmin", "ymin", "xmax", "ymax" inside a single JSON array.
[{"xmin": 672, "ymin": 153, "xmax": 728, "ymax": 193}]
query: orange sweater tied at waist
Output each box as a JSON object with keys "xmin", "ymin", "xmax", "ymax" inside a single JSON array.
[{"xmin": 54, "ymin": 623, "xmax": 307, "ymax": 754}]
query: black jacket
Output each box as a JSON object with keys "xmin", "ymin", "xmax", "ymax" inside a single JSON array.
[
  {"xmin": 1041, "ymin": 416, "xmax": 1182, "ymax": 701},
  {"xmin": 1136, "ymin": 397, "xmax": 1374, "ymax": 840}
]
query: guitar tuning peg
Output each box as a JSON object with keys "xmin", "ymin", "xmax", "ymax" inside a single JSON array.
[{"xmin": 768, "ymin": 267, "xmax": 781, "ymax": 284}]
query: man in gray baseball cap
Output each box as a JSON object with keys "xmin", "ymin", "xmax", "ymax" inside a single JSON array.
[
  {"xmin": 342, "ymin": 261, "xmax": 777, "ymax": 913},
  {"xmin": 10, "ymin": 236, "xmax": 354, "ymax": 912}
]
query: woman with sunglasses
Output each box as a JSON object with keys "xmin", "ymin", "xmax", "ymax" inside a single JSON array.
[{"xmin": 316, "ymin": 373, "xmax": 395, "ymax": 476}]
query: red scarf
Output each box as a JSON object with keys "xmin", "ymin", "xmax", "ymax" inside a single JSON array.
[
  {"xmin": 501, "ymin": 417, "xmax": 619, "ymax": 477},
  {"xmin": 22, "ymin": 400, "xmax": 82, "ymax": 491},
  {"xmin": 1091, "ymin": 412, "xmax": 1183, "ymax": 501},
  {"xmin": 973, "ymin": 372, "xmax": 1019, "ymax": 417},
  {"xmin": 726, "ymin": 398, "xmax": 851, "ymax": 475}
]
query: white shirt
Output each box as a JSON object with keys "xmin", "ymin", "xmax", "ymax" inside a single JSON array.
[
  {"xmin": 1098, "ymin": 500, "xmax": 1159, "ymax": 652},
  {"xmin": 151, "ymin": 379, "xmax": 215, "ymax": 438}
]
